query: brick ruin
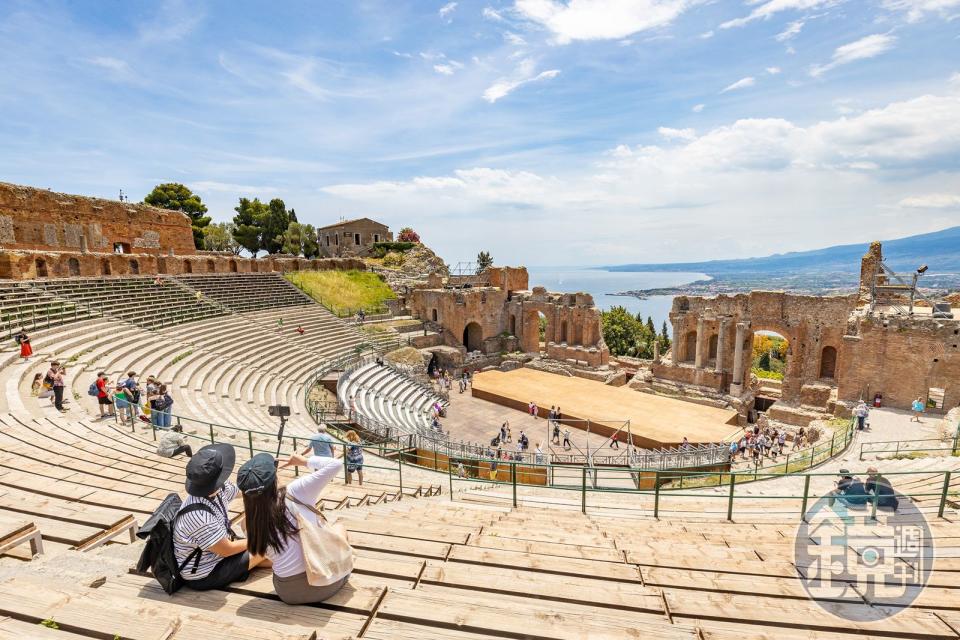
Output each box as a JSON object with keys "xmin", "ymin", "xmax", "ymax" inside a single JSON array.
[
  {"xmin": 408, "ymin": 266, "xmax": 610, "ymax": 367},
  {"xmin": 652, "ymin": 242, "xmax": 959, "ymax": 419},
  {"xmin": 0, "ymin": 182, "xmax": 365, "ymax": 279}
]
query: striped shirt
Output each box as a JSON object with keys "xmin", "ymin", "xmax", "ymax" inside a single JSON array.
[{"xmin": 173, "ymin": 482, "xmax": 238, "ymax": 580}]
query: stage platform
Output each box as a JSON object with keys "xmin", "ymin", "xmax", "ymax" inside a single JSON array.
[{"xmin": 471, "ymin": 368, "xmax": 739, "ymax": 448}]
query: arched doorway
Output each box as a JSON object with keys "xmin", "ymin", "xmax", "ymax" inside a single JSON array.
[
  {"xmin": 431, "ymin": 308, "xmax": 438, "ymax": 322},
  {"xmin": 206, "ymin": 259, "xmax": 215, "ymax": 273},
  {"xmin": 819, "ymin": 346, "xmax": 837, "ymax": 379},
  {"xmin": 229, "ymin": 259, "xmax": 238, "ymax": 273},
  {"xmin": 708, "ymin": 334, "xmax": 719, "ymax": 360},
  {"xmin": 560, "ymin": 320, "xmax": 568, "ymax": 343},
  {"xmin": 101, "ymin": 258, "xmax": 112, "ymax": 275},
  {"xmin": 683, "ymin": 331, "xmax": 697, "ymax": 362},
  {"xmin": 463, "ymin": 322, "xmax": 483, "ymax": 352},
  {"xmin": 35, "ymin": 258, "xmax": 48, "ymax": 278},
  {"xmin": 67, "ymin": 258, "xmax": 80, "ymax": 277},
  {"xmin": 184, "ymin": 260, "xmax": 193, "ymax": 273},
  {"xmin": 509, "ymin": 314, "xmax": 516, "ymax": 335},
  {"xmin": 129, "ymin": 259, "xmax": 140, "ymax": 275}
]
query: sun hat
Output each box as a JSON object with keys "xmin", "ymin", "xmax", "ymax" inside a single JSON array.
[
  {"xmin": 236, "ymin": 453, "xmax": 277, "ymax": 495},
  {"xmin": 185, "ymin": 444, "xmax": 237, "ymax": 497}
]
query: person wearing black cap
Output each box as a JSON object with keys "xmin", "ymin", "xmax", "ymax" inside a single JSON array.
[
  {"xmin": 237, "ymin": 451, "xmax": 349, "ymax": 605},
  {"xmin": 172, "ymin": 444, "xmax": 266, "ymax": 590},
  {"xmin": 828, "ymin": 469, "xmax": 869, "ymax": 507}
]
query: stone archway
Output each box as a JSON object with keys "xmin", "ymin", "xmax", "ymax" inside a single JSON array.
[
  {"xmin": 206, "ymin": 259, "xmax": 215, "ymax": 273},
  {"xmin": 463, "ymin": 322, "xmax": 483, "ymax": 352},
  {"xmin": 101, "ymin": 258, "xmax": 112, "ymax": 275},
  {"xmin": 184, "ymin": 260, "xmax": 193, "ymax": 274},
  {"xmin": 35, "ymin": 258, "xmax": 48, "ymax": 278},
  {"xmin": 129, "ymin": 259, "xmax": 140, "ymax": 275},
  {"xmin": 819, "ymin": 345, "xmax": 837, "ymax": 379},
  {"xmin": 229, "ymin": 259, "xmax": 238, "ymax": 273},
  {"xmin": 67, "ymin": 258, "xmax": 80, "ymax": 276}
]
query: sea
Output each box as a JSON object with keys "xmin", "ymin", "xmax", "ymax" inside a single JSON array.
[{"xmin": 526, "ymin": 266, "xmax": 709, "ymax": 335}]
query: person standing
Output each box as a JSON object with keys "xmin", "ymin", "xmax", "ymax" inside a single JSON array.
[
  {"xmin": 95, "ymin": 372, "xmax": 114, "ymax": 418},
  {"xmin": 552, "ymin": 421, "xmax": 561, "ymax": 445},
  {"xmin": 854, "ymin": 401, "xmax": 869, "ymax": 430},
  {"xmin": 301, "ymin": 424, "xmax": 335, "ymax": 458},
  {"xmin": 911, "ymin": 397, "xmax": 925, "ymax": 422},
  {"xmin": 14, "ymin": 330, "xmax": 32, "ymax": 361},
  {"xmin": 154, "ymin": 384, "xmax": 173, "ymax": 429},
  {"xmin": 344, "ymin": 430, "xmax": 364, "ymax": 486},
  {"xmin": 237, "ymin": 452, "xmax": 351, "ymax": 605},
  {"xmin": 52, "ymin": 365, "xmax": 68, "ymax": 413},
  {"xmin": 562, "ymin": 428, "xmax": 571, "ymax": 451},
  {"xmin": 534, "ymin": 443, "xmax": 544, "ymax": 465}
]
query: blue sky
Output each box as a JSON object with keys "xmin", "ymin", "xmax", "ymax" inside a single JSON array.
[{"xmin": 1, "ymin": 0, "xmax": 959, "ymax": 265}]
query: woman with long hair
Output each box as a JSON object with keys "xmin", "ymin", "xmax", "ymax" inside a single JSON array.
[
  {"xmin": 344, "ymin": 430, "xmax": 364, "ymax": 486},
  {"xmin": 237, "ymin": 452, "xmax": 349, "ymax": 605},
  {"xmin": 14, "ymin": 329, "xmax": 32, "ymax": 361}
]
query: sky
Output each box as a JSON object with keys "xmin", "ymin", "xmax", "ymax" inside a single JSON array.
[{"xmin": 1, "ymin": 0, "xmax": 959, "ymax": 266}]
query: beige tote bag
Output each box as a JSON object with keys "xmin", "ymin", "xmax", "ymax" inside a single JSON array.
[{"xmin": 286, "ymin": 495, "xmax": 354, "ymax": 586}]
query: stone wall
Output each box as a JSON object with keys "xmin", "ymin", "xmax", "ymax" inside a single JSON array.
[
  {"xmin": 408, "ymin": 268, "xmax": 609, "ymax": 367},
  {"xmin": 0, "ymin": 182, "xmax": 195, "ymax": 255}
]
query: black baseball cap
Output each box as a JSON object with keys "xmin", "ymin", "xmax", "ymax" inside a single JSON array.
[
  {"xmin": 185, "ymin": 444, "xmax": 236, "ymax": 497},
  {"xmin": 237, "ymin": 453, "xmax": 277, "ymax": 495}
]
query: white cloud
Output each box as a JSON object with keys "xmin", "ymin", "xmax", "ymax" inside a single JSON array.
[
  {"xmin": 439, "ymin": 2, "xmax": 458, "ymax": 21},
  {"xmin": 190, "ymin": 181, "xmax": 278, "ymax": 195},
  {"xmin": 483, "ymin": 6, "xmax": 505, "ymax": 20},
  {"xmin": 658, "ymin": 126, "xmax": 697, "ymax": 140},
  {"xmin": 138, "ymin": 0, "xmax": 205, "ymax": 43},
  {"xmin": 766, "ymin": 66, "xmax": 781, "ymax": 74},
  {"xmin": 883, "ymin": 0, "xmax": 960, "ymax": 22},
  {"xmin": 513, "ymin": 0, "xmax": 695, "ymax": 44},
  {"xmin": 692, "ymin": 103, "xmax": 705, "ymax": 112},
  {"xmin": 433, "ymin": 61, "xmax": 464, "ymax": 75},
  {"xmin": 721, "ymin": 76, "xmax": 755, "ymax": 93},
  {"xmin": 776, "ymin": 20, "xmax": 805, "ymax": 41},
  {"xmin": 899, "ymin": 193, "xmax": 960, "ymax": 208},
  {"xmin": 809, "ymin": 34, "xmax": 897, "ymax": 77},
  {"xmin": 392, "ymin": 50, "xmax": 413, "ymax": 59},
  {"xmin": 87, "ymin": 56, "xmax": 131, "ymax": 73},
  {"xmin": 700, "ymin": 30, "xmax": 714, "ymax": 39},
  {"xmin": 504, "ymin": 31, "xmax": 527, "ymax": 45},
  {"xmin": 483, "ymin": 59, "xmax": 561, "ymax": 103},
  {"xmin": 720, "ymin": 0, "xmax": 834, "ymax": 29}
]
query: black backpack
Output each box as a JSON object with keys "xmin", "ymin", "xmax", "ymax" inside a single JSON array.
[{"xmin": 136, "ymin": 493, "xmax": 215, "ymax": 594}]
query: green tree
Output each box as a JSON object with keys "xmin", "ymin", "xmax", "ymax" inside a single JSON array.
[
  {"xmin": 281, "ymin": 222, "xmax": 320, "ymax": 257},
  {"xmin": 646, "ymin": 316, "xmax": 656, "ymax": 335},
  {"xmin": 203, "ymin": 222, "xmax": 240, "ymax": 254},
  {"xmin": 476, "ymin": 251, "xmax": 493, "ymax": 273},
  {"xmin": 231, "ymin": 197, "xmax": 268, "ymax": 257},
  {"xmin": 600, "ymin": 306, "xmax": 644, "ymax": 357},
  {"xmin": 262, "ymin": 198, "xmax": 292, "ymax": 254},
  {"xmin": 144, "ymin": 183, "xmax": 211, "ymax": 249}
]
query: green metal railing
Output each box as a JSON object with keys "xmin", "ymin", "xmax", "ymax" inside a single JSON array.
[{"xmin": 859, "ymin": 423, "xmax": 960, "ymax": 460}]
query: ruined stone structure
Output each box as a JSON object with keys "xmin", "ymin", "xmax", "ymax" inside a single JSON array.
[
  {"xmin": 654, "ymin": 242, "xmax": 959, "ymax": 416},
  {"xmin": 408, "ymin": 266, "xmax": 610, "ymax": 367},
  {"xmin": 317, "ymin": 217, "xmax": 392, "ymax": 258},
  {"xmin": 0, "ymin": 182, "xmax": 366, "ymax": 279}
]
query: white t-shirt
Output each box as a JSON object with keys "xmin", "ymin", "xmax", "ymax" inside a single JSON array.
[
  {"xmin": 173, "ymin": 483, "xmax": 238, "ymax": 580},
  {"xmin": 268, "ymin": 456, "xmax": 345, "ymax": 581}
]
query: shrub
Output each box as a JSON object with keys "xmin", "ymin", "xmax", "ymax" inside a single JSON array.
[
  {"xmin": 371, "ymin": 241, "xmax": 415, "ymax": 258},
  {"xmin": 397, "ymin": 227, "xmax": 420, "ymax": 243},
  {"xmin": 382, "ymin": 251, "xmax": 405, "ymax": 267}
]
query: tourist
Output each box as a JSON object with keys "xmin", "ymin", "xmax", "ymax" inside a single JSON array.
[
  {"xmin": 562, "ymin": 428, "xmax": 572, "ymax": 451},
  {"xmin": 610, "ymin": 433, "xmax": 620, "ymax": 449},
  {"xmin": 457, "ymin": 462, "xmax": 465, "ymax": 478},
  {"xmin": 519, "ymin": 431, "xmax": 529, "ymax": 451},
  {"xmin": 911, "ymin": 397, "xmax": 925, "ymax": 422},
  {"xmin": 94, "ymin": 371, "xmax": 115, "ymax": 418},
  {"xmin": 548, "ymin": 406, "xmax": 556, "ymax": 427},
  {"xmin": 556, "ymin": 408, "xmax": 562, "ymax": 425},
  {"xmin": 793, "ymin": 428, "xmax": 805, "ymax": 450},
  {"xmin": 348, "ymin": 395, "xmax": 356, "ymax": 420},
  {"xmin": 14, "ymin": 329, "xmax": 32, "ymax": 361},
  {"xmin": 30, "ymin": 373, "xmax": 42, "ymax": 397},
  {"xmin": 52, "ymin": 365, "xmax": 68, "ymax": 413},
  {"xmin": 534, "ymin": 443, "xmax": 544, "ymax": 465},
  {"xmin": 122, "ymin": 371, "xmax": 141, "ymax": 412},
  {"xmin": 489, "ymin": 459, "xmax": 498, "ymax": 480},
  {"xmin": 738, "ymin": 436, "xmax": 747, "ymax": 459},
  {"xmin": 854, "ymin": 400, "xmax": 869, "ymax": 431},
  {"xmin": 195, "ymin": 290, "xmax": 204, "ymax": 304},
  {"xmin": 344, "ymin": 430, "xmax": 364, "ymax": 486},
  {"xmin": 499, "ymin": 422, "xmax": 507, "ymax": 443},
  {"xmin": 302, "ymin": 424, "xmax": 335, "ymax": 458},
  {"xmin": 528, "ymin": 401, "xmax": 535, "ymax": 417},
  {"xmin": 153, "ymin": 275, "xmax": 164, "ymax": 286},
  {"xmin": 237, "ymin": 452, "xmax": 351, "ymax": 605},
  {"xmin": 296, "ymin": 325, "xmax": 305, "ymax": 336},
  {"xmin": 828, "ymin": 469, "xmax": 869, "ymax": 507},
  {"xmin": 552, "ymin": 422, "xmax": 561, "ymax": 445},
  {"xmin": 777, "ymin": 431, "xmax": 786, "ymax": 455},
  {"xmin": 152, "ymin": 384, "xmax": 173, "ymax": 429},
  {"xmin": 865, "ymin": 467, "xmax": 898, "ymax": 510},
  {"xmin": 277, "ymin": 317, "xmax": 284, "ymax": 330},
  {"xmin": 681, "ymin": 437, "xmax": 689, "ymax": 451},
  {"xmin": 174, "ymin": 444, "xmax": 266, "ymax": 590},
  {"xmin": 157, "ymin": 425, "xmax": 192, "ymax": 458},
  {"xmin": 729, "ymin": 440, "xmax": 738, "ymax": 459},
  {"xmin": 39, "ymin": 362, "xmax": 57, "ymax": 401}
]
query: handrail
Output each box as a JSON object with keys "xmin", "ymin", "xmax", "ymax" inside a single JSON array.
[{"xmin": 859, "ymin": 423, "xmax": 960, "ymax": 460}]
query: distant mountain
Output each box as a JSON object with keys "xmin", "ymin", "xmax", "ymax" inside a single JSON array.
[{"xmin": 607, "ymin": 226, "xmax": 960, "ymax": 276}]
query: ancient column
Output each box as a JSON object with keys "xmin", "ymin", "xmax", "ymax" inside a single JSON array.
[
  {"xmin": 714, "ymin": 318, "xmax": 728, "ymax": 373},
  {"xmin": 694, "ymin": 317, "xmax": 706, "ymax": 369},
  {"xmin": 671, "ymin": 317, "xmax": 683, "ymax": 362},
  {"xmin": 653, "ymin": 340, "xmax": 660, "ymax": 364},
  {"xmin": 730, "ymin": 321, "xmax": 749, "ymax": 394}
]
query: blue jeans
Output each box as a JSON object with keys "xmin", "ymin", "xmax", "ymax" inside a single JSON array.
[{"xmin": 152, "ymin": 408, "xmax": 171, "ymax": 429}]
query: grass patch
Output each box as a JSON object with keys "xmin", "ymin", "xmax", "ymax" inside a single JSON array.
[
  {"xmin": 883, "ymin": 451, "xmax": 930, "ymax": 460},
  {"xmin": 286, "ymin": 270, "xmax": 396, "ymax": 316},
  {"xmin": 752, "ymin": 368, "xmax": 784, "ymax": 380},
  {"xmin": 171, "ymin": 349, "xmax": 194, "ymax": 366}
]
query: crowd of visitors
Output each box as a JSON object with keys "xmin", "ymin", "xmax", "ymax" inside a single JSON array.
[{"xmin": 732, "ymin": 424, "xmax": 800, "ymax": 464}]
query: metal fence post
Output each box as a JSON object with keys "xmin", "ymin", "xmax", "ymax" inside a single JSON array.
[
  {"xmin": 208, "ymin": 423, "xmax": 215, "ymax": 444},
  {"xmin": 653, "ymin": 471, "xmax": 660, "ymax": 519},
  {"xmin": 938, "ymin": 471, "xmax": 952, "ymax": 519},
  {"xmin": 248, "ymin": 431, "xmax": 254, "ymax": 457},
  {"xmin": 448, "ymin": 458, "xmax": 454, "ymax": 501},
  {"xmin": 512, "ymin": 462, "xmax": 518, "ymax": 508},
  {"xmin": 581, "ymin": 466, "xmax": 587, "ymax": 514},
  {"xmin": 800, "ymin": 474, "xmax": 811, "ymax": 522},
  {"xmin": 398, "ymin": 453, "xmax": 403, "ymax": 500},
  {"xmin": 726, "ymin": 472, "xmax": 736, "ymax": 522}
]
